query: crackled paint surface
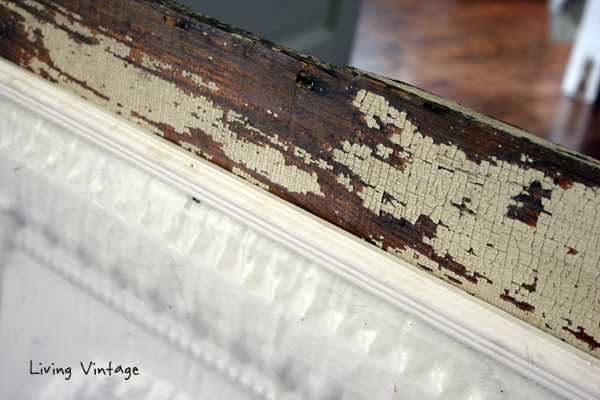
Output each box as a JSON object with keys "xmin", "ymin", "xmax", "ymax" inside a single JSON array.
[
  {"xmin": 0, "ymin": 95, "xmax": 563, "ymax": 399},
  {"xmin": 344, "ymin": 90, "xmax": 600, "ymax": 352},
  {"xmin": 0, "ymin": 0, "xmax": 325, "ymax": 197},
  {"xmin": 1, "ymin": 0, "xmax": 599, "ymax": 358}
]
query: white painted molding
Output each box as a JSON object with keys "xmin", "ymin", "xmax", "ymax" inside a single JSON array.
[{"xmin": 1, "ymin": 58, "xmax": 599, "ymax": 399}]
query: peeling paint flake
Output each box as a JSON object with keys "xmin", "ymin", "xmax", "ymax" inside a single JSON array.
[
  {"xmin": 336, "ymin": 173, "xmax": 353, "ymax": 192},
  {"xmin": 141, "ymin": 53, "xmax": 173, "ymax": 72},
  {"xmin": 1, "ymin": 0, "xmax": 326, "ymax": 199},
  {"xmin": 376, "ymin": 143, "xmax": 393, "ymax": 159},
  {"xmin": 5, "ymin": 0, "xmax": 600, "ymax": 357},
  {"xmin": 53, "ymin": 12, "xmax": 94, "ymax": 38},
  {"xmin": 180, "ymin": 141, "xmax": 202, "ymax": 156},
  {"xmin": 23, "ymin": 0, "xmax": 43, "ymax": 11},
  {"xmin": 215, "ymin": 112, "xmax": 323, "ymax": 195},
  {"xmin": 345, "ymin": 90, "xmax": 600, "ymax": 354},
  {"xmin": 232, "ymin": 167, "xmax": 270, "ymax": 191},
  {"xmin": 182, "ymin": 70, "xmax": 219, "ymax": 92}
]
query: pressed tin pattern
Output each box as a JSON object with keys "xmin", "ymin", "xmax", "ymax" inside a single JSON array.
[
  {"xmin": 0, "ymin": 93, "xmax": 563, "ymax": 399},
  {"xmin": 1, "ymin": 0, "xmax": 599, "ymax": 357}
]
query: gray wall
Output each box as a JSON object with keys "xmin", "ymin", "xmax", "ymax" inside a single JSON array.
[{"xmin": 177, "ymin": 0, "xmax": 362, "ymax": 66}]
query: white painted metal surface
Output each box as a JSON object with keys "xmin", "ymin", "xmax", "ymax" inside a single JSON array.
[{"xmin": 0, "ymin": 59, "xmax": 599, "ymax": 399}]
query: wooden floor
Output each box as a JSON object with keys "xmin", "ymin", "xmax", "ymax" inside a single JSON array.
[{"xmin": 350, "ymin": 0, "xmax": 600, "ymax": 160}]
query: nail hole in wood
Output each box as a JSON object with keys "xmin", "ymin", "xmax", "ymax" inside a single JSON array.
[
  {"xmin": 296, "ymin": 71, "xmax": 313, "ymax": 88},
  {"xmin": 163, "ymin": 15, "xmax": 189, "ymax": 30}
]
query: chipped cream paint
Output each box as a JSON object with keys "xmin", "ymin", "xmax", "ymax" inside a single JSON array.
[
  {"xmin": 3, "ymin": 0, "xmax": 325, "ymax": 198},
  {"xmin": 232, "ymin": 167, "xmax": 270, "ymax": 190},
  {"xmin": 266, "ymin": 110, "xmax": 280, "ymax": 118},
  {"xmin": 226, "ymin": 110, "xmax": 289, "ymax": 150},
  {"xmin": 294, "ymin": 147, "xmax": 312, "ymax": 164},
  {"xmin": 141, "ymin": 53, "xmax": 173, "ymax": 72},
  {"xmin": 339, "ymin": 89, "xmax": 600, "ymax": 356},
  {"xmin": 5, "ymin": 0, "xmax": 600, "ymax": 357},
  {"xmin": 182, "ymin": 70, "xmax": 219, "ymax": 92},
  {"xmin": 292, "ymin": 146, "xmax": 334, "ymax": 171},
  {"xmin": 376, "ymin": 143, "xmax": 393, "ymax": 159},
  {"xmin": 23, "ymin": 0, "xmax": 43, "ymax": 11},
  {"xmin": 53, "ymin": 3, "xmax": 68, "ymax": 16},
  {"xmin": 316, "ymin": 159, "xmax": 334, "ymax": 170},
  {"xmin": 336, "ymin": 173, "xmax": 353, "ymax": 193},
  {"xmin": 180, "ymin": 141, "xmax": 202, "ymax": 156}
]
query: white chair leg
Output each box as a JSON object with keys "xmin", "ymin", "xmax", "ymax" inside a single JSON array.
[{"xmin": 562, "ymin": 0, "xmax": 600, "ymax": 103}]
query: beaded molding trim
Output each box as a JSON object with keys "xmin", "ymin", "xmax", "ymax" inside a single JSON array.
[{"xmin": 0, "ymin": 58, "xmax": 598, "ymax": 399}]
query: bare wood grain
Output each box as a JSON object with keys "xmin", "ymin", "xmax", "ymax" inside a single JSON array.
[{"xmin": 1, "ymin": 0, "xmax": 599, "ymax": 357}]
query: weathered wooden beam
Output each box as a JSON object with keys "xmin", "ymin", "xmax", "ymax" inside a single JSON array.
[{"xmin": 1, "ymin": 0, "xmax": 599, "ymax": 358}]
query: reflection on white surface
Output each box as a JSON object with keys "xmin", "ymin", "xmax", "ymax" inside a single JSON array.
[
  {"xmin": 0, "ymin": 93, "xmax": 563, "ymax": 399},
  {"xmin": 0, "ymin": 252, "xmax": 225, "ymax": 400}
]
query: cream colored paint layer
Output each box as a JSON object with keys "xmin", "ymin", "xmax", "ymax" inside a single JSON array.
[
  {"xmin": 180, "ymin": 141, "xmax": 202, "ymax": 156},
  {"xmin": 3, "ymin": 0, "xmax": 325, "ymax": 198},
  {"xmin": 341, "ymin": 89, "xmax": 600, "ymax": 356},
  {"xmin": 0, "ymin": 92, "xmax": 569, "ymax": 400},
  {"xmin": 231, "ymin": 167, "xmax": 270, "ymax": 191},
  {"xmin": 4, "ymin": 0, "xmax": 599, "ymax": 357}
]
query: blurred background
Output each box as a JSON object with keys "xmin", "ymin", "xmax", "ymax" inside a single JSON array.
[
  {"xmin": 350, "ymin": 0, "xmax": 600, "ymax": 160},
  {"xmin": 179, "ymin": 0, "xmax": 600, "ymax": 160}
]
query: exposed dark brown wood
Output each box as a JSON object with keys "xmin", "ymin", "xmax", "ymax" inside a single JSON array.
[{"xmin": 1, "ymin": 0, "xmax": 599, "ymax": 358}]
